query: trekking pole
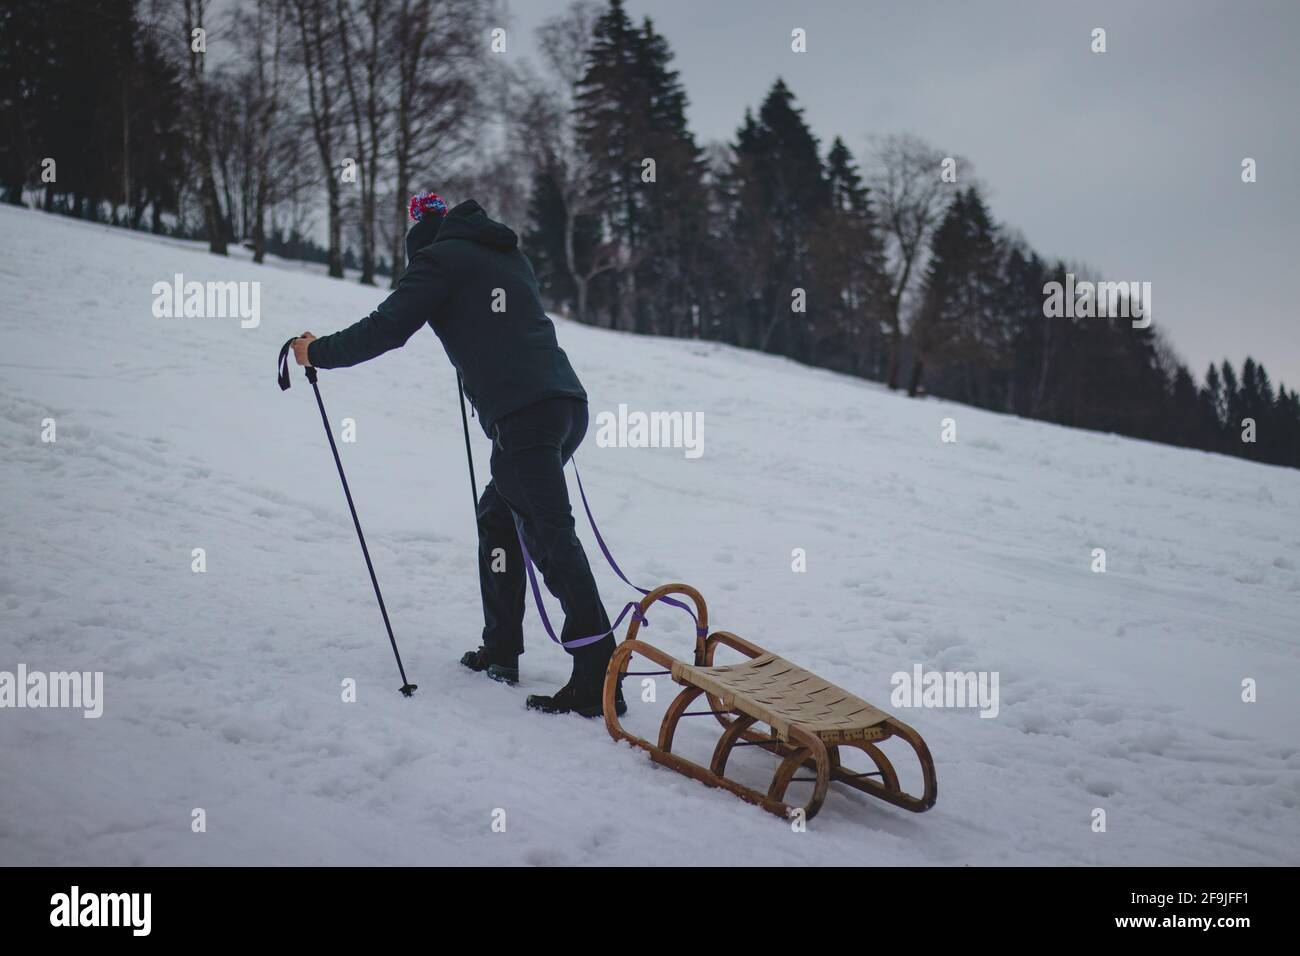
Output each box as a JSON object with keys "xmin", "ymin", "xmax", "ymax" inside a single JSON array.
[
  {"xmin": 278, "ymin": 337, "xmax": 417, "ymax": 697},
  {"xmin": 455, "ymin": 372, "xmax": 480, "ymax": 510}
]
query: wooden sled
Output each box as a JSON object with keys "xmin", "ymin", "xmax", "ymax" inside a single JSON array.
[{"xmin": 602, "ymin": 584, "xmax": 937, "ymax": 821}]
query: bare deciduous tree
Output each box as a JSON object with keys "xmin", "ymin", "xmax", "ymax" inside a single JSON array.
[
  {"xmin": 246, "ymin": 0, "xmax": 287, "ymax": 263},
  {"xmin": 525, "ymin": 1, "xmax": 627, "ymax": 324},
  {"xmin": 335, "ymin": 0, "xmax": 387, "ymax": 284},
  {"xmin": 291, "ymin": 0, "xmax": 345, "ymax": 277},
  {"xmin": 868, "ymin": 134, "xmax": 963, "ymax": 389},
  {"xmin": 180, "ymin": 0, "xmax": 228, "ymax": 254},
  {"xmin": 386, "ymin": 0, "xmax": 487, "ymax": 287}
]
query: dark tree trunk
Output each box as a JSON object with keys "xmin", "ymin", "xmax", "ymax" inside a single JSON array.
[{"xmin": 907, "ymin": 356, "xmax": 924, "ymax": 397}]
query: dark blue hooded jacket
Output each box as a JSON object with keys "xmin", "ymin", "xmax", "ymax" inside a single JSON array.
[{"xmin": 307, "ymin": 200, "xmax": 586, "ymax": 434}]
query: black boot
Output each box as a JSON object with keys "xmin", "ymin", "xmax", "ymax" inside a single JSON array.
[
  {"xmin": 460, "ymin": 646, "xmax": 519, "ymax": 685},
  {"xmin": 526, "ymin": 678, "xmax": 626, "ymax": 718},
  {"xmin": 526, "ymin": 646, "xmax": 625, "ymax": 718}
]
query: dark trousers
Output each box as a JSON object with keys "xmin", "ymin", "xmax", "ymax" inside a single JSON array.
[{"xmin": 477, "ymin": 397, "xmax": 614, "ymax": 668}]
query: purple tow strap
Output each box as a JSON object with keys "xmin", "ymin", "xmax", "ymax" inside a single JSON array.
[{"xmin": 516, "ymin": 459, "xmax": 705, "ymax": 650}]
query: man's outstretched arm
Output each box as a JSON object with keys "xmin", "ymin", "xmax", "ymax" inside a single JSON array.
[{"xmin": 298, "ymin": 253, "xmax": 450, "ymax": 369}]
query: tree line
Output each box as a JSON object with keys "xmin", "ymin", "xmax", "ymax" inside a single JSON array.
[
  {"xmin": 2, "ymin": 0, "xmax": 1296, "ymax": 469},
  {"xmin": 1, "ymin": 0, "xmax": 498, "ymax": 283}
]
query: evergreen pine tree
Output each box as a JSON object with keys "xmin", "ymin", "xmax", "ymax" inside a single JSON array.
[
  {"xmin": 728, "ymin": 78, "xmax": 830, "ymax": 357},
  {"xmin": 910, "ymin": 186, "xmax": 1005, "ymax": 403},
  {"xmin": 573, "ymin": 1, "xmax": 706, "ymax": 333},
  {"xmin": 1005, "ymin": 244, "xmax": 1056, "ymax": 417},
  {"xmin": 628, "ymin": 15, "xmax": 707, "ymax": 336},
  {"xmin": 1221, "ymin": 360, "xmax": 1241, "ymax": 443},
  {"xmin": 812, "ymin": 137, "xmax": 889, "ymax": 376}
]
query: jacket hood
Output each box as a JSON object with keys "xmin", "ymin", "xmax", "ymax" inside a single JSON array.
[
  {"xmin": 436, "ymin": 200, "xmax": 518, "ymax": 250},
  {"xmin": 405, "ymin": 199, "xmax": 517, "ymax": 265}
]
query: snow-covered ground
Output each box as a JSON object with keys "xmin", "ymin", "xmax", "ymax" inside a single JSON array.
[{"xmin": 1, "ymin": 204, "xmax": 1297, "ymax": 866}]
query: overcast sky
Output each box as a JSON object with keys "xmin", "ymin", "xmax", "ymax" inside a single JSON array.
[{"xmin": 505, "ymin": 0, "xmax": 1299, "ymax": 389}]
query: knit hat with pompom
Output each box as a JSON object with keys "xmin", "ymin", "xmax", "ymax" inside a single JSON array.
[{"xmin": 405, "ymin": 191, "xmax": 449, "ymax": 264}]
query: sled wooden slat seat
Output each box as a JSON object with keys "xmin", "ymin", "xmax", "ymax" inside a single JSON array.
[
  {"xmin": 671, "ymin": 654, "xmax": 893, "ymax": 744},
  {"xmin": 604, "ymin": 583, "xmax": 938, "ymax": 822}
]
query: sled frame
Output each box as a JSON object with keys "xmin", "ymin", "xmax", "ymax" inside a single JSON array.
[{"xmin": 603, "ymin": 583, "xmax": 937, "ymax": 822}]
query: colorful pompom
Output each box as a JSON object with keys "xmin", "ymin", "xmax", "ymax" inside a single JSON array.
[{"xmin": 408, "ymin": 191, "xmax": 448, "ymax": 222}]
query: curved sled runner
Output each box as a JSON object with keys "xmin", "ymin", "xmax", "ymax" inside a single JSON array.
[{"xmin": 603, "ymin": 584, "xmax": 937, "ymax": 821}]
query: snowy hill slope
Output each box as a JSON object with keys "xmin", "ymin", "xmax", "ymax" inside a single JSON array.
[{"xmin": 1, "ymin": 203, "xmax": 1298, "ymax": 866}]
